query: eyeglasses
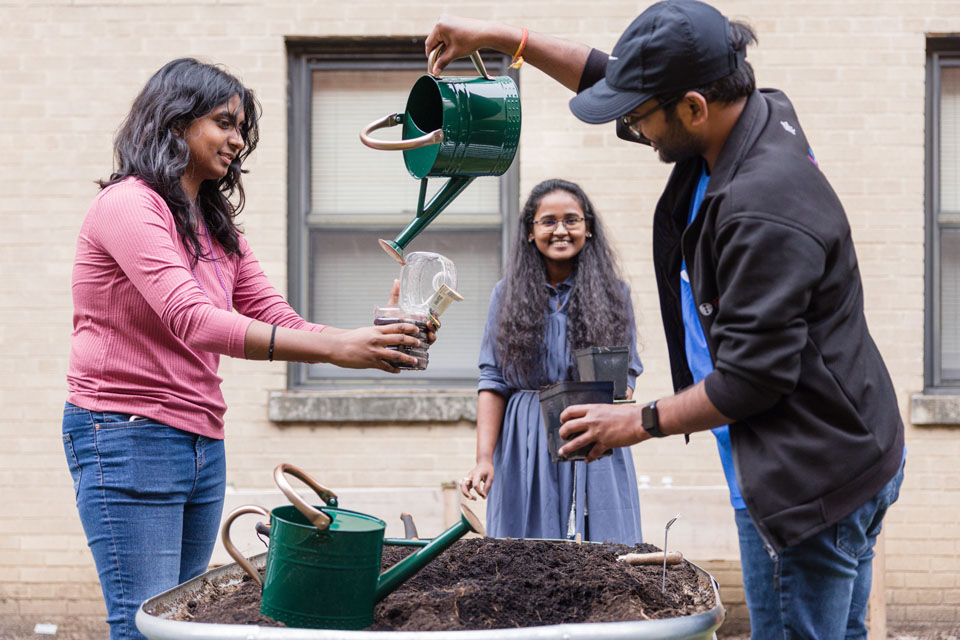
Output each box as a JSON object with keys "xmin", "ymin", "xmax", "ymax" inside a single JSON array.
[
  {"xmin": 532, "ymin": 216, "xmax": 585, "ymax": 230},
  {"xmin": 620, "ymin": 96, "xmax": 681, "ymax": 143}
]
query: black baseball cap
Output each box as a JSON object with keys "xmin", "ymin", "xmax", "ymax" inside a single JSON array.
[{"xmin": 569, "ymin": 0, "xmax": 746, "ymax": 124}]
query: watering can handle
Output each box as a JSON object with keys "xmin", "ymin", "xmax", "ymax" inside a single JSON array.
[
  {"xmin": 359, "ymin": 113, "xmax": 445, "ymax": 151},
  {"xmin": 360, "ymin": 49, "xmax": 491, "ymax": 152},
  {"xmin": 220, "ymin": 504, "xmax": 270, "ymax": 587},
  {"xmin": 273, "ymin": 463, "xmax": 336, "ymax": 531},
  {"xmin": 427, "ymin": 46, "xmax": 493, "ymax": 81}
]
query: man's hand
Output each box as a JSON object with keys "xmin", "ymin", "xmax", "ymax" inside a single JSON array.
[
  {"xmin": 426, "ymin": 14, "xmax": 591, "ymax": 96},
  {"xmin": 558, "ymin": 402, "xmax": 647, "ymax": 462},
  {"xmin": 425, "ymin": 15, "xmax": 501, "ymax": 76}
]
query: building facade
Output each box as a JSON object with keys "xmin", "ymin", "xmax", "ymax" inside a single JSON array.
[{"xmin": 1, "ymin": 0, "xmax": 958, "ymax": 637}]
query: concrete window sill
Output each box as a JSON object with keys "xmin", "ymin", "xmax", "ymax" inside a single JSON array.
[
  {"xmin": 910, "ymin": 393, "xmax": 960, "ymax": 425},
  {"xmin": 268, "ymin": 390, "xmax": 478, "ymax": 423}
]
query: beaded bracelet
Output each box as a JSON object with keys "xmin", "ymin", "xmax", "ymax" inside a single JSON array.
[{"xmin": 268, "ymin": 324, "xmax": 277, "ymax": 362}]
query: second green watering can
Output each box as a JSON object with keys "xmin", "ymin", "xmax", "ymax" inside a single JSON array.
[
  {"xmin": 360, "ymin": 48, "xmax": 521, "ymax": 264},
  {"xmin": 220, "ymin": 463, "xmax": 485, "ymax": 630}
]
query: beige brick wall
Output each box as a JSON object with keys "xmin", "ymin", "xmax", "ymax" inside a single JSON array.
[{"xmin": 1, "ymin": 0, "xmax": 957, "ymax": 637}]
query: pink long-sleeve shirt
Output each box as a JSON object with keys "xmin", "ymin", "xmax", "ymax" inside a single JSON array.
[{"xmin": 67, "ymin": 177, "xmax": 324, "ymax": 438}]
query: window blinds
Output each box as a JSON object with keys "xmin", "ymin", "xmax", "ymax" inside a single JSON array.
[
  {"xmin": 940, "ymin": 66, "xmax": 960, "ymax": 378},
  {"xmin": 306, "ymin": 68, "xmax": 505, "ymax": 383},
  {"xmin": 310, "ymin": 70, "xmax": 500, "ymax": 222}
]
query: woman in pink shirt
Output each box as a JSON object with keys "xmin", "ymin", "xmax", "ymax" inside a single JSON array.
[{"xmin": 63, "ymin": 58, "xmax": 424, "ymax": 640}]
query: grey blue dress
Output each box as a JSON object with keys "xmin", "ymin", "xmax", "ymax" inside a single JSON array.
[{"xmin": 478, "ymin": 276, "xmax": 644, "ymax": 543}]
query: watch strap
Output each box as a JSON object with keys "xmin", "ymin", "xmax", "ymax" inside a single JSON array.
[{"xmin": 641, "ymin": 400, "xmax": 667, "ymax": 438}]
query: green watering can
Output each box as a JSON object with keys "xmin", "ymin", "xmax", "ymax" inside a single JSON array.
[
  {"xmin": 360, "ymin": 47, "xmax": 521, "ymax": 264},
  {"xmin": 220, "ymin": 463, "xmax": 485, "ymax": 630}
]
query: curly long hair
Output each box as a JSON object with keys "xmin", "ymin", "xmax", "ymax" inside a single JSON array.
[
  {"xmin": 496, "ymin": 179, "xmax": 634, "ymax": 386},
  {"xmin": 98, "ymin": 58, "xmax": 261, "ymax": 265}
]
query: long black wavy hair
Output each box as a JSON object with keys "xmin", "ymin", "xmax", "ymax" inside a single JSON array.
[
  {"xmin": 98, "ymin": 58, "xmax": 261, "ymax": 265},
  {"xmin": 496, "ymin": 179, "xmax": 634, "ymax": 386}
]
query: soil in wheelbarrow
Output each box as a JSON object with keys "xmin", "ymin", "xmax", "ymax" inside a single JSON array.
[{"xmin": 172, "ymin": 538, "xmax": 715, "ymax": 630}]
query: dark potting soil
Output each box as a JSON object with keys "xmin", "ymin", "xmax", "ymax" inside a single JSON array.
[{"xmin": 169, "ymin": 538, "xmax": 715, "ymax": 631}]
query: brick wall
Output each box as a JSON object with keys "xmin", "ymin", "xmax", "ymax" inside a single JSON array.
[{"xmin": 0, "ymin": 1, "xmax": 956, "ymax": 638}]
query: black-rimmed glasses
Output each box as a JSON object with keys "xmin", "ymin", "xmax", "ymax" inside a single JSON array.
[
  {"xmin": 619, "ymin": 95, "xmax": 681, "ymax": 144},
  {"xmin": 532, "ymin": 216, "xmax": 585, "ymax": 230}
]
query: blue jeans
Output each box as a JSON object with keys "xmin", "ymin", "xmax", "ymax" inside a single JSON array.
[
  {"xmin": 735, "ymin": 459, "xmax": 904, "ymax": 640},
  {"xmin": 62, "ymin": 402, "xmax": 226, "ymax": 640}
]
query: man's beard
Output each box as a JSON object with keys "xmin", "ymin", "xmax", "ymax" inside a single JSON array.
[{"xmin": 655, "ymin": 115, "xmax": 706, "ymax": 164}]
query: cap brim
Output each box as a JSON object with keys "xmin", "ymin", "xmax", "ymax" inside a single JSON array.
[{"xmin": 569, "ymin": 78, "xmax": 652, "ymax": 124}]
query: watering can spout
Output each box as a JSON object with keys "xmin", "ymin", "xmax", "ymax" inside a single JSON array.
[
  {"xmin": 379, "ymin": 238, "xmax": 406, "ymax": 265},
  {"xmin": 375, "ymin": 504, "xmax": 485, "ymax": 602},
  {"xmin": 377, "ymin": 175, "xmax": 474, "ymax": 265}
]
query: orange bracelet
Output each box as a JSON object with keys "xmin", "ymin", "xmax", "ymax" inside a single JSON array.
[{"xmin": 510, "ymin": 27, "xmax": 528, "ymax": 69}]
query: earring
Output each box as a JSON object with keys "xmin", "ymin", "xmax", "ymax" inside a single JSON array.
[
  {"xmin": 528, "ymin": 235, "xmax": 534, "ymax": 243},
  {"xmin": 587, "ymin": 232, "xmax": 593, "ymax": 238}
]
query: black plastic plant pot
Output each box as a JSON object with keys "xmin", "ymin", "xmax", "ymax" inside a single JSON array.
[
  {"xmin": 539, "ymin": 381, "xmax": 614, "ymax": 462},
  {"xmin": 574, "ymin": 346, "xmax": 630, "ymax": 400}
]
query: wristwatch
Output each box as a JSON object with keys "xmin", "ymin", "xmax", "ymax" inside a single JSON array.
[{"xmin": 641, "ymin": 400, "xmax": 667, "ymax": 438}]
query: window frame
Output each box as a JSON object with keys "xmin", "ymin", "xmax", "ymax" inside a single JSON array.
[
  {"xmin": 926, "ymin": 41, "xmax": 960, "ymax": 390},
  {"xmin": 285, "ymin": 38, "xmax": 519, "ymax": 390}
]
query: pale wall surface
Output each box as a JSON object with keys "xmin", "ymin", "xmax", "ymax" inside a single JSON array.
[{"xmin": 0, "ymin": 0, "xmax": 957, "ymax": 638}]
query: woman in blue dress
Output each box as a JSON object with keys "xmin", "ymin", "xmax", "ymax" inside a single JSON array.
[{"xmin": 460, "ymin": 179, "xmax": 644, "ymax": 543}]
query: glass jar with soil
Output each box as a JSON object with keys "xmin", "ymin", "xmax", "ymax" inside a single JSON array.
[{"xmin": 373, "ymin": 305, "xmax": 431, "ymax": 370}]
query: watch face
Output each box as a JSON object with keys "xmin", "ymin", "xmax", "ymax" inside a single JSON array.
[
  {"xmin": 642, "ymin": 402, "xmax": 656, "ymax": 428},
  {"xmin": 641, "ymin": 401, "xmax": 661, "ymax": 437}
]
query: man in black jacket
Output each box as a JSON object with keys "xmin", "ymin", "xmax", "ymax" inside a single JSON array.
[{"xmin": 428, "ymin": 2, "xmax": 905, "ymax": 638}]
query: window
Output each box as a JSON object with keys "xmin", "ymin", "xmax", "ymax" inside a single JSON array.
[
  {"xmin": 927, "ymin": 41, "xmax": 960, "ymax": 388},
  {"xmin": 287, "ymin": 39, "xmax": 518, "ymax": 389}
]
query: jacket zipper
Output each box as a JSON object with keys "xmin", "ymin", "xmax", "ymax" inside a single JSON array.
[
  {"xmin": 737, "ymin": 481, "xmax": 782, "ymax": 590},
  {"xmin": 730, "ymin": 435, "xmax": 781, "ymax": 590},
  {"xmin": 764, "ymin": 536, "xmax": 781, "ymax": 591},
  {"xmin": 679, "ymin": 122, "xmax": 783, "ymax": 591},
  {"xmin": 684, "ymin": 239, "xmax": 782, "ymax": 591}
]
